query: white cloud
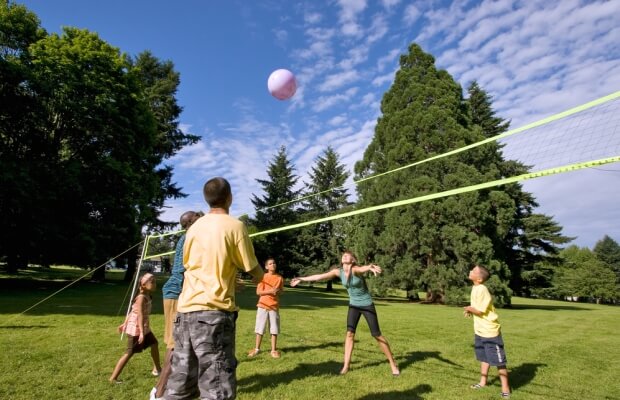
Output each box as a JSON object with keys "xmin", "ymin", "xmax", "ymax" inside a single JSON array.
[
  {"xmin": 334, "ymin": 119, "xmax": 377, "ymax": 174},
  {"xmin": 273, "ymin": 28, "xmax": 288, "ymax": 47},
  {"xmin": 312, "ymin": 87, "xmax": 359, "ymax": 112},
  {"xmin": 372, "ymin": 69, "xmax": 395, "ymax": 87},
  {"xmin": 381, "ymin": 0, "xmax": 401, "ymax": 10},
  {"xmin": 377, "ymin": 48, "xmax": 400, "ymax": 72},
  {"xmin": 318, "ymin": 69, "xmax": 359, "ymax": 92},
  {"xmin": 367, "ymin": 13, "xmax": 388, "ymax": 44},
  {"xmin": 360, "ymin": 92, "xmax": 375, "ymax": 106},
  {"xmin": 403, "ymin": 4, "xmax": 421, "ymax": 26},
  {"xmin": 304, "ymin": 11, "xmax": 322, "ymax": 24},
  {"xmin": 337, "ymin": 0, "xmax": 367, "ymax": 37},
  {"xmin": 328, "ymin": 114, "xmax": 348, "ymax": 126},
  {"xmin": 337, "ymin": 0, "xmax": 367, "ymax": 21}
]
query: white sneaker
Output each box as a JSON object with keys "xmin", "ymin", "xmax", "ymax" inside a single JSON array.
[{"xmin": 149, "ymin": 387, "xmax": 157, "ymax": 400}]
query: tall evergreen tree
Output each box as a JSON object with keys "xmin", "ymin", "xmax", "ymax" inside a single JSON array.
[
  {"xmin": 467, "ymin": 81, "xmax": 510, "ymax": 138},
  {"xmin": 297, "ymin": 147, "xmax": 351, "ymax": 290},
  {"xmin": 251, "ymin": 146, "xmax": 302, "ymax": 277},
  {"xmin": 593, "ymin": 235, "xmax": 620, "ymax": 282},
  {"xmin": 466, "ymin": 81, "xmax": 572, "ymax": 296},
  {"xmin": 352, "ymin": 44, "xmax": 515, "ymax": 305}
]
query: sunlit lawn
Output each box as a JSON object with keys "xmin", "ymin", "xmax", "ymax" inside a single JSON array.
[{"xmin": 1, "ymin": 266, "xmax": 618, "ymax": 400}]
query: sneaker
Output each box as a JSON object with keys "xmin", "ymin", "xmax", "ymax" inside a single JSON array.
[
  {"xmin": 248, "ymin": 348, "xmax": 260, "ymax": 357},
  {"xmin": 152, "ymin": 368, "xmax": 161, "ymax": 377},
  {"xmin": 270, "ymin": 350, "xmax": 281, "ymax": 358},
  {"xmin": 500, "ymin": 392, "xmax": 511, "ymax": 398},
  {"xmin": 149, "ymin": 387, "xmax": 157, "ymax": 400}
]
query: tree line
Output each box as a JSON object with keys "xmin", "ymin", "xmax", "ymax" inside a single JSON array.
[
  {"xmin": 246, "ymin": 44, "xmax": 619, "ymax": 305},
  {"xmin": 0, "ymin": 2, "xmax": 198, "ymax": 279}
]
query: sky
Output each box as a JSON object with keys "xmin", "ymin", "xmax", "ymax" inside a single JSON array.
[{"xmin": 19, "ymin": 0, "xmax": 620, "ymax": 249}]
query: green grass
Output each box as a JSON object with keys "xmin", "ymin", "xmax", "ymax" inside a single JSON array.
[{"xmin": 1, "ymin": 266, "xmax": 619, "ymax": 400}]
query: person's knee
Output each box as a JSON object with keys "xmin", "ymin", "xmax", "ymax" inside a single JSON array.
[
  {"xmin": 373, "ymin": 334, "xmax": 386, "ymax": 343},
  {"xmin": 346, "ymin": 331, "xmax": 355, "ymax": 339}
]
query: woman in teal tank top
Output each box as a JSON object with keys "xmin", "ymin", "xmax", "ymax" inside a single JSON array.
[{"xmin": 291, "ymin": 251, "xmax": 400, "ymax": 376}]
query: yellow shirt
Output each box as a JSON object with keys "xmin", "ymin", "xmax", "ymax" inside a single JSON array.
[
  {"xmin": 178, "ymin": 213, "xmax": 259, "ymax": 313},
  {"xmin": 471, "ymin": 284, "xmax": 501, "ymax": 338}
]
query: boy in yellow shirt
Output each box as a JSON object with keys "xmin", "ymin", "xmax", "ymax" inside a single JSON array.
[{"xmin": 463, "ymin": 265, "xmax": 511, "ymax": 398}]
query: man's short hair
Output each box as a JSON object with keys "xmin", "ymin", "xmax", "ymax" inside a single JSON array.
[
  {"xmin": 179, "ymin": 211, "xmax": 196, "ymax": 230},
  {"xmin": 203, "ymin": 177, "xmax": 231, "ymax": 208}
]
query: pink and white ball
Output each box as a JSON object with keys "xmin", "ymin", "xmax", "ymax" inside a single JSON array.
[{"xmin": 267, "ymin": 69, "xmax": 297, "ymax": 100}]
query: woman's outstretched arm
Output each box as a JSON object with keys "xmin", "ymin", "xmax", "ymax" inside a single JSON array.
[{"xmin": 290, "ymin": 268, "xmax": 340, "ymax": 287}]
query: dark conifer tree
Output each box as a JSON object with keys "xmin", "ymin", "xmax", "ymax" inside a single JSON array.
[
  {"xmin": 297, "ymin": 147, "xmax": 351, "ymax": 290},
  {"xmin": 352, "ymin": 44, "xmax": 516, "ymax": 304},
  {"xmin": 251, "ymin": 146, "xmax": 302, "ymax": 277}
]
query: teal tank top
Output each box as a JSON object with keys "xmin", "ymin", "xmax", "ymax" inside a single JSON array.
[{"xmin": 340, "ymin": 268, "xmax": 373, "ymax": 307}]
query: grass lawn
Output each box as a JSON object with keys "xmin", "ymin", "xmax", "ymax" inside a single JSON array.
[{"xmin": 1, "ymin": 266, "xmax": 618, "ymax": 400}]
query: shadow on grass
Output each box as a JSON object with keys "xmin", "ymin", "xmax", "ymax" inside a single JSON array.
[
  {"xmin": 0, "ymin": 275, "xmax": 350, "ymax": 317},
  {"xmin": 356, "ymin": 384, "xmax": 433, "ymax": 400},
  {"xmin": 279, "ymin": 341, "xmax": 342, "ymax": 354},
  {"xmin": 509, "ymin": 304, "xmax": 592, "ymax": 311},
  {"xmin": 238, "ymin": 360, "xmax": 343, "ymax": 393},
  {"xmin": 400, "ymin": 350, "xmax": 463, "ymax": 370},
  {"xmin": 0, "ymin": 278, "xmax": 137, "ymax": 316},
  {"xmin": 509, "ymin": 362, "xmax": 546, "ymax": 390}
]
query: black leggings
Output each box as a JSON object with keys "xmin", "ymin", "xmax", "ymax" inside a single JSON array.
[{"xmin": 346, "ymin": 304, "xmax": 382, "ymax": 337}]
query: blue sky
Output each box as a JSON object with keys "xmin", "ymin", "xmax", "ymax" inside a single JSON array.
[{"xmin": 20, "ymin": 0, "xmax": 620, "ymax": 248}]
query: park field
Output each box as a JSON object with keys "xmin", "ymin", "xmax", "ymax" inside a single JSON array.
[{"xmin": 0, "ymin": 266, "xmax": 618, "ymax": 400}]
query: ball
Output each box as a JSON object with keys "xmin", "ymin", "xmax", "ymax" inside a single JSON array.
[{"xmin": 267, "ymin": 69, "xmax": 297, "ymax": 100}]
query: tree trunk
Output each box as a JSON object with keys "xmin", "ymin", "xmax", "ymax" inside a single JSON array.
[
  {"xmin": 124, "ymin": 247, "xmax": 138, "ymax": 283},
  {"xmin": 92, "ymin": 264, "xmax": 106, "ymax": 281},
  {"xmin": 6, "ymin": 252, "xmax": 27, "ymax": 273}
]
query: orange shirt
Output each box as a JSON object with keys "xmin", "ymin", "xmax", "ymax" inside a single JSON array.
[{"xmin": 257, "ymin": 273, "xmax": 284, "ymax": 311}]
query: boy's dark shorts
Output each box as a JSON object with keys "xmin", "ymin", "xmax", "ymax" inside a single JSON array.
[
  {"xmin": 126, "ymin": 331, "xmax": 158, "ymax": 355},
  {"xmin": 474, "ymin": 334, "xmax": 507, "ymax": 367}
]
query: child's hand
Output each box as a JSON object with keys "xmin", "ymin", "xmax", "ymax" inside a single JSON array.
[
  {"xmin": 290, "ymin": 278, "xmax": 301, "ymax": 287},
  {"xmin": 138, "ymin": 333, "xmax": 144, "ymax": 344},
  {"xmin": 117, "ymin": 323, "xmax": 125, "ymax": 334},
  {"xmin": 463, "ymin": 306, "xmax": 475, "ymax": 317}
]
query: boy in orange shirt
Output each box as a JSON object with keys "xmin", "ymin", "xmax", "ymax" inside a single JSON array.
[{"xmin": 248, "ymin": 258, "xmax": 284, "ymax": 358}]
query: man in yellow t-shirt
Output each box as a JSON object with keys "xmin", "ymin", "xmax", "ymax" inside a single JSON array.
[
  {"xmin": 164, "ymin": 177, "xmax": 264, "ymax": 400},
  {"xmin": 463, "ymin": 265, "xmax": 511, "ymax": 398}
]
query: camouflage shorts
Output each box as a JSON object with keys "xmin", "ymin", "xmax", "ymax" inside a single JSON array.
[{"xmin": 165, "ymin": 310, "xmax": 238, "ymax": 400}]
